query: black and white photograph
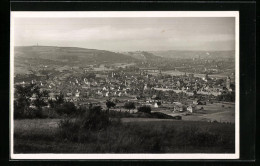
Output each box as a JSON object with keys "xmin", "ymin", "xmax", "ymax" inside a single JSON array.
[{"xmin": 10, "ymin": 11, "xmax": 239, "ymax": 159}]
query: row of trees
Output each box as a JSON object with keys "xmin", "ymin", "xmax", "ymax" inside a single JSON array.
[
  {"xmin": 106, "ymin": 100, "xmax": 151, "ymax": 114},
  {"xmin": 14, "ymin": 83, "xmax": 49, "ymax": 118},
  {"xmin": 14, "ymin": 83, "xmax": 153, "ymax": 119},
  {"xmin": 106, "ymin": 100, "xmax": 135, "ymax": 113},
  {"xmin": 216, "ymin": 92, "xmax": 235, "ymax": 102},
  {"xmin": 14, "ymin": 83, "xmax": 77, "ymax": 119}
]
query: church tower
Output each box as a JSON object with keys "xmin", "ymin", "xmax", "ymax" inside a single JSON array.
[{"xmin": 226, "ymin": 76, "xmax": 231, "ymax": 90}]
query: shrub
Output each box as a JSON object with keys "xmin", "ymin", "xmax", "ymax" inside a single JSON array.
[
  {"xmin": 58, "ymin": 106, "xmax": 111, "ymax": 142},
  {"xmin": 138, "ymin": 105, "xmax": 152, "ymax": 114},
  {"xmin": 106, "ymin": 100, "xmax": 116, "ymax": 113},
  {"xmin": 177, "ymin": 126, "xmax": 223, "ymax": 147},
  {"xmin": 14, "ymin": 101, "xmax": 24, "ymax": 119},
  {"xmin": 25, "ymin": 107, "xmax": 45, "ymax": 119},
  {"xmin": 81, "ymin": 106, "xmax": 110, "ymax": 130},
  {"xmin": 108, "ymin": 110, "xmax": 134, "ymax": 118},
  {"xmin": 33, "ymin": 108, "xmax": 45, "ymax": 118},
  {"xmin": 55, "ymin": 102, "xmax": 77, "ymax": 116},
  {"xmin": 58, "ymin": 118, "xmax": 82, "ymax": 142},
  {"xmin": 217, "ymin": 92, "xmax": 235, "ymax": 102},
  {"xmin": 191, "ymin": 131, "xmax": 220, "ymax": 146},
  {"xmin": 151, "ymin": 112, "xmax": 176, "ymax": 119},
  {"xmin": 42, "ymin": 107, "xmax": 59, "ymax": 119},
  {"xmin": 124, "ymin": 102, "xmax": 135, "ymax": 112},
  {"xmin": 106, "ymin": 100, "xmax": 116, "ymax": 109}
]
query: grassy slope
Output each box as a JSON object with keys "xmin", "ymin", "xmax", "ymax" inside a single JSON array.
[
  {"xmin": 14, "ymin": 118, "xmax": 235, "ymax": 153},
  {"xmin": 14, "ymin": 46, "xmax": 137, "ymax": 67},
  {"xmin": 150, "ymin": 50, "xmax": 235, "ymax": 59}
]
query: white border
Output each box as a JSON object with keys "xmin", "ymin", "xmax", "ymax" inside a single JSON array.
[{"xmin": 10, "ymin": 11, "xmax": 239, "ymax": 160}]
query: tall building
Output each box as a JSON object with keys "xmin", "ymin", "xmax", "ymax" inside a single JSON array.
[
  {"xmin": 226, "ymin": 76, "xmax": 231, "ymax": 89},
  {"xmin": 144, "ymin": 84, "xmax": 148, "ymax": 90},
  {"xmin": 205, "ymin": 73, "xmax": 209, "ymax": 80}
]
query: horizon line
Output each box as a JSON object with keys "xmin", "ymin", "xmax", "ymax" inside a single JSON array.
[{"xmin": 14, "ymin": 45, "xmax": 235, "ymax": 52}]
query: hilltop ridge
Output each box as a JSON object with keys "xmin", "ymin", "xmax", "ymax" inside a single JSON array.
[{"xmin": 14, "ymin": 46, "xmax": 137, "ymax": 65}]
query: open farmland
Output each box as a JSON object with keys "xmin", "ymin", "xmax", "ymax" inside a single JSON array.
[
  {"xmin": 155, "ymin": 102, "xmax": 235, "ymax": 123},
  {"xmin": 162, "ymin": 70, "xmax": 232, "ymax": 79},
  {"xmin": 182, "ymin": 102, "xmax": 235, "ymax": 123}
]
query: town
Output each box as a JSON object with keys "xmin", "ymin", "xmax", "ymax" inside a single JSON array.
[
  {"xmin": 14, "ymin": 59, "xmax": 235, "ymax": 122},
  {"xmin": 12, "ymin": 15, "xmax": 238, "ymax": 155}
]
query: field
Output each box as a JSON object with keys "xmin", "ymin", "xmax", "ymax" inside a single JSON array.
[
  {"xmin": 154, "ymin": 102, "xmax": 235, "ymax": 123},
  {"xmin": 162, "ymin": 70, "xmax": 231, "ymax": 79},
  {"xmin": 13, "ymin": 118, "xmax": 235, "ymax": 153},
  {"xmin": 184, "ymin": 102, "xmax": 235, "ymax": 123}
]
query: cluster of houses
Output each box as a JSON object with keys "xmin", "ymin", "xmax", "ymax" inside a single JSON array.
[{"xmin": 15, "ymin": 65, "xmax": 234, "ymax": 114}]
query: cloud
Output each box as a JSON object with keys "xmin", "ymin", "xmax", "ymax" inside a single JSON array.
[{"xmin": 14, "ymin": 17, "xmax": 235, "ymax": 51}]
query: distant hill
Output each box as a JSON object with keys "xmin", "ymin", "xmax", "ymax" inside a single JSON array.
[
  {"xmin": 150, "ymin": 50, "xmax": 235, "ymax": 59},
  {"xmin": 121, "ymin": 51, "xmax": 162, "ymax": 61},
  {"xmin": 14, "ymin": 46, "xmax": 235, "ymax": 72},
  {"xmin": 14, "ymin": 46, "xmax": 137, "ymax": 66}
]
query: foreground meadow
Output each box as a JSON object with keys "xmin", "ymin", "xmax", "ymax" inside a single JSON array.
[{"xmin": 14, "ymin": 118, "xmax": 235, "ymax": 153}]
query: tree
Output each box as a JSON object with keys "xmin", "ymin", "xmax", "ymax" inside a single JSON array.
[
  {"xmin": 230, "ymin": 83, "xmax": 235, "ymax": 90},
  {"xmin": 14, "ymin": 100, "xmax": 25, "ymax": 119},
  {"xmin": 14, "ymin": 83, "xmax": 35, "ymax": 118},
  {"xmin": 86, "ymin": 73, "xmax": 96, "ymax": 79},
  {"xmin": 154, "ymin": 96, "xmax": 161, "ymax": 100},
  {"xmin": 215, "ymin": 79, "xmax": 224, "ymax": 85},
  {"xmin": 138, "ymin": 105, "xmax": 151, "ymax": 114},
  {"xmin": 168, "ymin": 90, "xmax": 176, "ymax": 103},
  {"xmin": 14, "ymin": 83, "xmax": 49, "ymax": 118},
  {"xmin": 217, "ymin": 92, "xmax": 235, "ymax": 102},
  {"xmin": 56, "ymin": 102, "xmax": 77, "ymax": 116},
  {"xmin": 32, "ymin": 87, "xmax": 49, "ymax": 111},
  {"xmin": 55, "ymin": 93, "xmax": 64, "ymax": 105},
  {"xmin": 106, "ymin": 100, "xmax": 116, "ymax": 113},
  {"xmin": 15, "ymin": 83, "xmax": 35, "ymax": 108},
  {"xmin": 48, "ymin": 99, "xmax": 55, "ymax": 108},
  {"xmin": 124, "ymin": 102, "xmax": 135, "ymax": 112}
]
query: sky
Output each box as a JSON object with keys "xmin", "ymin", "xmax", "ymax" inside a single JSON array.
[{"xmin": 14, "ymin": 17, "xmax": 235, "ymax": 51}]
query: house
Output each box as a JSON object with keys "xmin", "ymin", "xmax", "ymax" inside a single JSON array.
[
  {"xmin": 173, "ymin": 105, "xmax": 183, "ymax": 112},
  {"xmin": 198, "ymin": 101, "xmax": 206, "ymax": 105},
  {"xmin": 154, "ymin": 102, "xmax": 158, "ymax": 108},
  {"xmin": 186, "ymin": 91, "xmax": 194, "ymax": 96},
  {"xmin": 151, "ymin": 95, "xmax": 157, "ymax": 99},
  {"xmin": 187, "ymin": 105, "xmax": 196, "ymax": 113},
  {"xmin": 75, "ymin": 92, "xmax": 80, "ymax": 97},
  {"xmin": 181, "ymin": 86, "xmax": 186, "ymax": 91},
  {"xmin": 193, "ymin": 99, "xmax": 199, "ymax": 105},
  {"xmin": 30, "ymin": 94, "xmax": 37, "ymax": 101},
  {"xmin": 48, "ymin": 93, "xmax": 56, "ymax": 100},
  {"xmin": 176, "ymin": 81, "xmax": 181, "ymax": 87},
  {"xmin": 66, "ymin": 92, "xmax": 72, "ymax": 97},
  {"xmin": 193, "ymin": 99, "xmax": 206, "ymax": 105},
  {"xmin": 144, "ymin": 84, "xmax": 148, "ymax": 90}
]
